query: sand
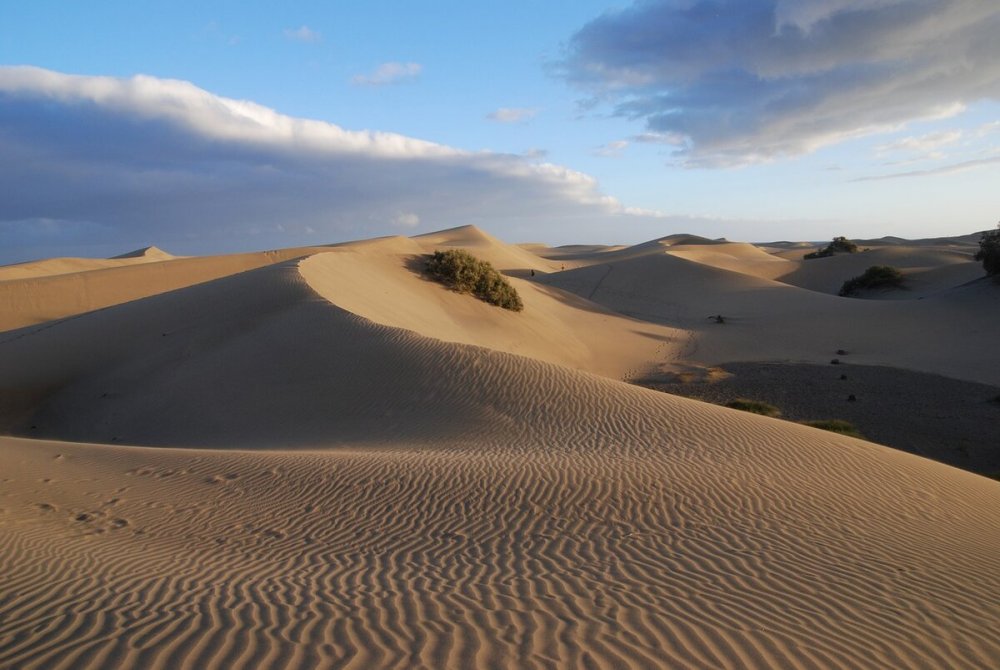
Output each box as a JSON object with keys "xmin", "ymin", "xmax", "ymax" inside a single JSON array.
[
  {"xmin": 641, "ymin": 361, "xmax": 1000, "ymax": 476},
  {"xmin": 1, "ymin": 226, "xmax": 999, "ymax": 669}
]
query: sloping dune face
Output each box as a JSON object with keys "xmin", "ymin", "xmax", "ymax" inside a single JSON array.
[
  {"xmin": 299, "ymin": 246, "xmax": 684, "ymax": 379},
  {"xmin": 3, "ymin": 428, "xmax": 1000, "ymax": 670},
  {"xmin": 0, "ymin": 254, "xmax": 680, "ymax": 446},
  {"xmin": 539, "ymin": 250, "xmax": 1000, "ymax": 386},
  {"xmin": 0, "ymin": 246, "xmax": 176, "ymax": 282},
  {"xmin": 1, "ymin": 243, "xmax": 1000, "ymax": 669},
  {"xmin": 0, "ymin": 247, "xmax": 329, "ymax": 332},
  {"xmin": 413, "ymin": 225, "xmax": 558, "ymax": 274},
  {"xmin": 774, "ymin": 245, "xmax": 981, "ymax": 297}
]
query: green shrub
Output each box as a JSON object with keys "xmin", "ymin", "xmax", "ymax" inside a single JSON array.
[
  {"xmin": 726, "ymin": 398, "xmax": 781, "ymax": 417},
  {"xmin": 802, "ymin": 419, "xmax": 864, "ymax": 439},
  {"xmin": 425, "ymin": 249, "xmax": 523, "ymax": 311},
  {"xmin": 974, "ymin": 224, "xmax": 1000, "ymax": 277},
  {"xmin": 839, "ymin": 265, "xmax": 904, "ymax": 296},
  {"xmin": 804, "ymin": 236, "xmax": 859, "ymax": 259}
]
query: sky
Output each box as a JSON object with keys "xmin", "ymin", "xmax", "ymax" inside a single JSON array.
[{"xmin": 1, "ymin": 0, "xmax": 998, "ymax": 263}]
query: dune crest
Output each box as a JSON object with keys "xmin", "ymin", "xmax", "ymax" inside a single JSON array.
[
  {"xmin": 1, "ymin": 227, "xmax": 999, "ymax": 669},
  {"xmin": 110, "ymin": 245, "xmax": 175, "ymax": 260}
]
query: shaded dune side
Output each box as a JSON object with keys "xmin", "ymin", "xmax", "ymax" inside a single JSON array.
[
  {"xmin": 538, "ymin": 252, "xmax": 1000, "ymax": 386},
  {"xmin": 0, "ymin": 256, "xmax": 672, "ymax": 447}
]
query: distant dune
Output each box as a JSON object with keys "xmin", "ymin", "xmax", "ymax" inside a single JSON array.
[{"xmin": 1, "ymin": 226, "xmax": 998, "ymax": 669}]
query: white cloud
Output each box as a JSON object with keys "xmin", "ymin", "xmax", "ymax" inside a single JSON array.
[
  {"xmin": 594, "ymin": 140, "xmax": 629, "ymax": 157},
  {"xmin": 976, "ymin": 120, "xmax": 1000, "ymax": 137},
  {"xmin": 562, "ymin": 0, "xmax": 1000, "ymax": 166},
  {"xmin": 283, "ymin": 25, "xmax": 321, "ymax": 43},
  {"xmin": 487, "ymin": 107, "xmax": 538, "ymax": 123},
  {"xmin": 391, "ymin": 212, "xmax": 420, "ymax": 228},
  {"xmin": 774, "ymin": 0, "xmax": 906, "ymax": 32},
  {"xmin": 632, "ymin": 131, "xmax": 687, "ymax": 146},
  {"xmin": 0, "ymin": 67, "xmax": 665, "ymax": 263},
  {"xmin": 351, "ymin": 62, "xmax": 422, "ymax": 86},
  {"xmin": 855, "ymin": 154, "xmax": 1000, "ymax": 181},
  {"xmin": 876, "ymin": 130, "xmax": 963, "ymax": 156}
]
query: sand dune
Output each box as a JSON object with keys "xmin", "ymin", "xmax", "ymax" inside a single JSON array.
[
  {"xmin": 0, "ymin": 246, "xmax": 176, "ymax": 282},
  {"xmin": 300, "ymin": 246, "xmax": 683, "ymax": 379},
  {"xmin": 3, "ymin": 377, "xmax": 999, "ymax": 668},
  {"xmin": 111, "ymin": 246, "xmax": 176, "ymax": 260},
  {"xmin": 1, "ymin": 226, "xmax": 999, "ymax": 669},
  {"xmin": 413, "ymin": 225, "xmax": 559, "ymax": 275},
  {"xmin": 539, "ymin": 249, "xmax": 1000, "ymax": 386},
  {"xmin": 0, "ymin": 247, "xmax": 330, "ymax": 332},
  {"xmin": 774, "ymin": 246, "xmax": 980, "ymax": 296},
  {"xmin": 663, "ymin": 242, "xmax": 794, "ymax": 281}
]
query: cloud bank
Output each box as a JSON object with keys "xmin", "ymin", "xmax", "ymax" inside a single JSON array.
[
  {"xmin": 563, "ymin": 0, "xmax": 1000, "ymax": 166},
  {"xmin": 0, "ymin": 67, "xmax": 661, "ymax": 262}
]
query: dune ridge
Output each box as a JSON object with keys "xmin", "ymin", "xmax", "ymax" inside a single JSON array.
[
  {"xmin": 0, "ymin": 246, "xmax": 332, "ymax": 332},
  {"xmin": 539, "ymin": 248, "xmax": 1000, "ymax": 386},
  {"xmin": 1, "ymin": 227, "xmax": 999, "ymax": 669}
]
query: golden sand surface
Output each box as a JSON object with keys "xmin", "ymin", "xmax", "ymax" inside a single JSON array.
[{"xmin": 1, "ymin": 226, "xmax": 998, "ymax": 669}]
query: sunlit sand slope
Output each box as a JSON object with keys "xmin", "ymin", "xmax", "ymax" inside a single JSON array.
[
  {"xmin": 0, "ymin": 246, "xmax": 176, "ymax": 282},
  {"xmin": 774, "ymin": 246, "xmax": 980, "ymax": 296},
  {"xmin": 2, "ymin": 401, "xmax": 999, "ymax": 669},
  {"xmin": 0, "ymin": 247, "xmax": 326, "ymax": 332},
  {"xmin": 539, "ymin": 252, "xmax": 1000, "ymax": 385},
  {"xmin": 413, "ymin": 225, "xmax": 558, "ymax": 274},
  {"xmin": 0, "ymin": 251, "xmax": 683, "ymax": 445},
  {"xmin": 1, "ymin": 233, "xmax": 998, "ymax": 669},
  {"xmin": 300, "ymin": 246, "xmax": 683, "ymax": 379}
]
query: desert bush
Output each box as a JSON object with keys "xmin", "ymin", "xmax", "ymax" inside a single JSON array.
[
  {"xmin": 974, "ymin": 224, "xmax": 1000, "ymax": 276},
  {"xmin": 725, "ymin": 398, "xmax": 781, "ymax": 417},
  {"xmin": 425, "ymin": 249, "xmax": 523, "ymax": 311},
  {"xmin": 804, "ymin": 236, "xmax": 860, "ymax": 259},
  {"xmin": 802, "ymin": 419, "xmax": 864, "ymax": 439},
  {"xmin": 838, "ymin": 265, "xmax": 904, "ymax": 296}
]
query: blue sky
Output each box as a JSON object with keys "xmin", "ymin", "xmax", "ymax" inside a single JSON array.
[{"xmin": 1, "ymin": 1, "xmax": 998, "ymax": 262}]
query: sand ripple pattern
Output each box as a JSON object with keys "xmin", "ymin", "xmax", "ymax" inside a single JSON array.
[
  {"xmin": 2, "ymin": 433, "xmax": 1000, "ymax": 670},
  {"xmin": 1, "ymin": 257, "xmax": 999, "ymax": 668}
]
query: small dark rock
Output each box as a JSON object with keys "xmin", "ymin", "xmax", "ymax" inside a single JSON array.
[
  {"xmin": 839, "ymin": 374, "xmax": 848, "ymax": 380},
  {"xmin": 830, "ymin": 359, "xmax": 840, "ymax": 365},
  {"xmin": 836, "ymin": 349, "xmax": 848, "ymax": 356},
  {"xmin": 847, "ymin": 394, "xmax": 857, "ymax": 402}
]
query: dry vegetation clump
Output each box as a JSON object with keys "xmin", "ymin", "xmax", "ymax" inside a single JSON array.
[
  {"xmin": 802, "ymin": 419, "xmax": 864, "ymax": 439},
  {"xmin": 426, "ymin": 249, "xmax": 523, "ymax": 311},
  {"xmin": 975, "ymin": 224, "xmax": 1000, "ymax": 277},
  {"xmin": 839, "ymin": 265, "xmax": 904, "ymax": 297},
  {"xmin": 804, "ymin": 236, "xmax": 859, "ymax": 259},
  {"xmin": 725, "ymin": 398, "xmax": 781, "ymax": 417}
]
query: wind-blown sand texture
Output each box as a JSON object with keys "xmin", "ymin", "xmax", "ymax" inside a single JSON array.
[{"xmin": 1, "ymin": 226, "xmax": 999, "ymax": 669}]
